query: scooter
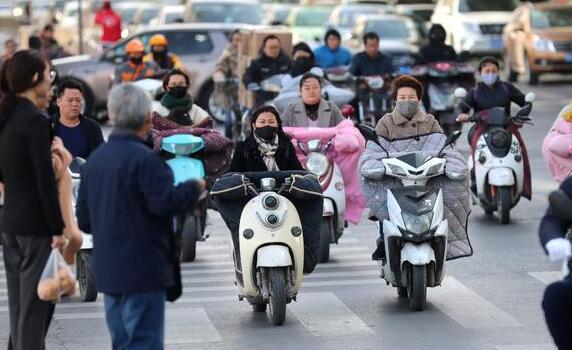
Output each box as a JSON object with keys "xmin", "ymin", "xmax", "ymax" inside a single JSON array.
[
  {"xmin": 356, "ymin": 75, "xmax": 393, "ymax": 126},
  {"xmin": 455, "ymin": 88, "xmax": 535, "ymax": 224},
  {"xmin": 358, "ymin": 125, "xmax": 462, "ymax": 311},
  {"xmin": 297, "ymin": 139, "xmax": 345, "ymax": 263},
  {"xmin": 161, "ymin": 134, "xmax": 207, "ymax": 262}
]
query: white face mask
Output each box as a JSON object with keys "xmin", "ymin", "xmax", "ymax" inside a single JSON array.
[{"xmin": 482, "ymin": 73, "xmax": 498, "ymax": 86}]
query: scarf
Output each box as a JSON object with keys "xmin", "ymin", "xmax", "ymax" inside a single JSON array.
[
  {"xmin": 254, "ymin": 134, "xmax": 279, "ymax": 171},
  {"xmin": 160, "ymin": 93, "xmax": 193, "ymax": 111},
  {"xmin": 305, "ymin": 102, "xmax": 320, "ymax": 121}
]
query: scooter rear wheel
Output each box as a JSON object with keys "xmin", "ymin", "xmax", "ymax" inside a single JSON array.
[{"xmin": 268, "ymin": 268, "xmax": 288, "ymax": 326}]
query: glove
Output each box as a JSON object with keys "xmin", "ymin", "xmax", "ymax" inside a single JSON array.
[
  {"xmin": 545, "ymin": 238, "xmax": 572, "ymax": 262},
  {"xmin": 247, "ymin": 83, "xmax": 260, "ymax": 92}
]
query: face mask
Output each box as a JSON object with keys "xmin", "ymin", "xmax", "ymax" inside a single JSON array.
[
  {"xmin": 291, "ymin": 57, "xmax": 314, "ymax": 77},
  {"xmin": 153, "ymin": 50, "xmax": 167, "ymax": 61},
  {"xmin": 430, "ymin": 33, "xmax": 446, "ymax": 44},
  {"xmin": 129, "ymin": 56, "xmax": 143, "ymax": 65},
  {"xmin": 254, "ymin": 125, "xmax": 277, "ymax": 141},
  {"xmin": 396, "ymin": 100, "xmax": 419, "ymax": 119},
  {"xmin": 482, "ymin": 73, "xmax": 498, "ymax": 86},
  {"xmin": 168, "ymin": 86, "xmax": 188, "ymax": 99}
]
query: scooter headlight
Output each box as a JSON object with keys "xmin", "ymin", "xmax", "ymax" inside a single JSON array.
[
  {"xmin": 262, "ymin": 193, "xmax": 279, "ymax": 210},
  {"xmin": 402, "ymin": 211, "xmax": 433, "ymax": 235},
  {"xmin": 387, "ymin": 164, "xmax": 407, "ymax": 178},
  {"xmin": 425, "ymin": 164, "xmax": 443, "ymax": 177},
  {"xmin": 306, "ymin": 153, "xmax": 329, "ymax": 177}
]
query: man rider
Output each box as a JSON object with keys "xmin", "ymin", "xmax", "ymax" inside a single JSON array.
[
  {"xmin": 113, "ymin": 39, "xmax": 160, "ymax": 85},
  {"xmin": 243, "ymin": 35, "xmax": 292, "ymax": 108},
  {"xmin": 314, "ymin": 29, "xmax": 352, "ymax": 69},
  {"xmin": 419, "ymin": 24, "xmax": 458, "ymax": 64},
  {"xmin": 144, "ymin": 34, "xmax": 183, "ymax": 70}
]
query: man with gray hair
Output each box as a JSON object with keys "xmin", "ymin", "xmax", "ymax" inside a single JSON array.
[{"xmin": 76, "ymin": 83, "xmax": 205, "ymax": 349}]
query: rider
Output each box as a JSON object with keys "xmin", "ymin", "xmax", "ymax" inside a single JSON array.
[
  {"xmin": 314, "ymin": 29, "xmax": 352, "ymax": 69},
  {"xmin": 375, "ymin": 75, "xmax": 442, "ymax": 140},
  {"xmin": 419, "ymin": 24, "xmax": 458, "ymax": 64},
  {"xmin": 281, "ymin": 72, "xmax": 345, "ymax": 127},
  {"xmin": 153, "ymin": 68, "xmax": 211, "ymax": 127},
  {"xmin": 456, "ymin": 56, "xmax": 531, "ymax": 198},
  {"xmin": 143, "ymin": 34, "xmax": 183, "ymax": 70},
  {"xmin": 290, "ymin": 42, "xmax": 317, "ymax": 78},
  {"xmin": 212, "ymin": 30, "xmax": 241, "ymax": 111},
  {"xmin": 243, "ymin": 35, "xmax": 292, "ymax": 107},
  {"xmin": 113, "ymin": 39, "xmax": 160, "ymax": 85}
]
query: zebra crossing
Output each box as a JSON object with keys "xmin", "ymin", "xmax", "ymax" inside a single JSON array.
[{"xmin": 0, "ymin": 218, "xmax": 562, "ymax": 349}]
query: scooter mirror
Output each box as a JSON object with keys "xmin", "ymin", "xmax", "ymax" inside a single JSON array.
[
  {"xmin": 454, "ymin": 87, "xmax": 467, "ymax": 99},
  {"xmin": 548, "ymin": 190, "xmax": 572, "ymax": 221},
  {"xmin": 357, "ymin": 124, "xmax": 377, "ymax": 143},
  {"xmin": 525, "ymin": 92, "xmax": 536, "ymax": 103},
  {"xmin": 438, "ymin": 131, "xmax": 462, "ymax": 155}
]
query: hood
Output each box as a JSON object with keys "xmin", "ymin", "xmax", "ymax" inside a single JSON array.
[
  {"xmin": 533, "ymin": 27, "xmax": 572, "ymax": 42},
  {"xmin": 379, "ymin": 40, "xmax": 419, "ymax": 54},
  {"xmin": 461, "ymin": 12, "xmax": 512, "ymax": 24}
]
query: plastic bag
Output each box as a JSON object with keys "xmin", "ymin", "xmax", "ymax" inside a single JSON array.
[{"xmin": 37, "ymin": 248, "xmax": 76, "ymax": 302}]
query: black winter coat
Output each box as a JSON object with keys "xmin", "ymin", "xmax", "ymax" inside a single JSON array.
[
  {"xmin": 242, "ymin": 52, "xmax": 292, "ymax": 106},
  {"xmin": 419, "ymin": 43, "xmax": 458, "ymax": 64},
  {"xmin": 52, "ymin": 114, "xmax": 104, "ymax": 159},
  {"xmin": 458, "ymin": 81, "xmax": 526, "ymax": 115},
  {"xmin": 228, "ymin": 134, "xmax": 303, "ymax": 172}
]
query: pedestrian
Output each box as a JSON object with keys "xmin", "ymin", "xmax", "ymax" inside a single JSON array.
[
  {"xmin": 539, "ymin": 176, "xmax": 572, "ymax": 350},
  {"xmin": 52, "ymin": 78, "xmax": 104, "ymax": 159},
  {"xmin": 0, "ymin": 49, "xmax": 65, "ymax": 350},
  {"xmin": 542, "ymin": 101, "xmax": 572, "ymax": 184},
  {"xmin": 76, "ymin": 83, "xmax": 205, "ymax": 349},
  {"xmin": 0, "ymin": 39, "xmax": 17, "ymax": 66},
  {"xmin": 95, "ymin": 0, "xmax": 122, "ymax": 49}
]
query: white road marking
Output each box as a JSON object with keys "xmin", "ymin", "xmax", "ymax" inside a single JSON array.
[
  {"xmin": 494, "ymin": 344, "xmax": 555, "ymax": 350},
  {"xmin": 180, "ymin": 270, "xmax": 378, "ymax": 284},
  {"xmin": 290, "ymin": 292, "xmax": 373, "ymax": 337},
  {"xmin": 430, "ymin": 277, "xmax": 523, "ymax": 329},
  {"xmin": 528, "ymin": 271, "xmax": 565, "ymax": 285}
]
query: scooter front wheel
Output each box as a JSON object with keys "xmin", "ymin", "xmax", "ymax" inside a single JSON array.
[
  {"xmin": 408, "ymin": 264, "xmax": 427, "ymax": 312},
  {"xmin": 318, "ymin": 218, "xmax": 334, "ymax": 263},
  {"xmin": 497, "ymin": 186, "xmax": 512, "ymax": 225},
  {"xmin": 181, "ymin": 216, "xmax": 199, "ymax": 262},
  {"xmin": 268, "ymin": 268, "xmax": 288, "ymax": 326},
  {"xmin": 77, "ymin": 250, "xmax": 97, "ymax": 302}
]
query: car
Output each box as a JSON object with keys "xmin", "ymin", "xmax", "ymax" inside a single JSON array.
[
  {"xmin": 52, "ymin": 23, "xmax": 252, "ymax": 121},
  {"xmin": 263, "ymin": 3, "xmax": 295, "ymax": 25},
  {"xmin": 133, "ymin": 4, "xmax": 162, "ymax": 26},
  {"xmin": 326, "ymin": 3, "xmax": 392, "ymax": 42},
  {"xmin": 393, "ymin": 0, "xmax": 436, "ymax": 28},
  {"xmin": 150, "ymin": 5, "xmax": 185, "ymax": 26},
  {"xmin": 183, "ymin": 0, "xmax": 264, "ymax": 25},
  {"xmin": 346, "ymin": 14, "xmax": 427, "ymax": 73},
  {"xmin": 431, "ymin": 0, "xmax": 519, "ymax": 58},
  {"xmin": 503, "ymin": 2, "xmax": 572, "ymax": 85},
  {"xmin": 286, "ymin": 5, "xmax": 334, "ymax": 46}
]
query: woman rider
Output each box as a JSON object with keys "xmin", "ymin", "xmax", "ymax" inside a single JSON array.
[{"xmin": 281, "ymin": 72, "xmax": 345, "ymax": 128}]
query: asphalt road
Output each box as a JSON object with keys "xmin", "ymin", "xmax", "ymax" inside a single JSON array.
[{"xmin": 1, "ymin": 76, "xmax": 571, "ymax": 350}]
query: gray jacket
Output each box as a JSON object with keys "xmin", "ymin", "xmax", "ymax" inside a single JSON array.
[{"xmin": 281, "ymin": 98, "xmax": 345, "ymax": 128}]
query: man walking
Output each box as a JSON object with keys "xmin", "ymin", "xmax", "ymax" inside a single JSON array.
[{"xmin": 76, "ymin": 83, "xmax": 205, "ymax": 349}]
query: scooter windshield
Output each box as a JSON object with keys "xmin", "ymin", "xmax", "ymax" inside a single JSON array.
[
  {"xmin": 395, "ymin": 153, "xmax": 433, "ymax": 169},
  {"xmin": 477, "ymin": 107, "xmax": 509, "ymax": 127}
]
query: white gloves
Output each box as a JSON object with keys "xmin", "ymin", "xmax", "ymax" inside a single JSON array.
[{"xmin": 545, "ymin": 238, "xmax": 572, "ymax": 262}]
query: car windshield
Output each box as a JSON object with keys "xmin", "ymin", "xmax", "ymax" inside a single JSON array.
[
  {"xmin": 194, "ymin": 3, "xmax": 263, "ymax": 24},
  {"xmin": 293, "ymin": 7, "xmax": 332, "ymax": 27},
  {"xmin": 141, "ymin": 8, "xmax": 160, "ymax": 23},
  {"xmin": 531, "ymin": 9, "xmax": 572, "ymax": 29},
  {"xmin": 116, "ymin": 7, "xmax": 138, "ymax": 23},
  {"xmin": 365, "ymin": 19, "xmax": 414, "ymax": 40},
  {"xmin": 459, "ymin": 0, "xmax": 518, "ymax": 13},
  {"xmin": 165, "ymin": 11, "xmax": 183, "ymax": 23},
  {"xmin": 338, "ymin": 7, "xmax": 388, "ymax": 28}
]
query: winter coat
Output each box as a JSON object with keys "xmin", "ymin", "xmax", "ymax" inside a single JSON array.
[
  {"xmin": 228, "ymin": 134, "xmax": 303, "ymax": 173},
  {"xmin": 281, "ymin": 98, "xmax": 345, "ymax": 128},
  {"xmin": 543, "ymin": 105, "xmax": 572, "ymax": 184},
  {"xmin": 458, "ymin": 80, "xmax": 526, "ymax": 115},
  {"xmin": 314, "ymin": 45, "xmax": 352, "ymax": 69},
  {"xmin": 51, "ymin": 115, "xmax": 105, "ymax": 159},
  {"xmin": 243, "ymin": 52, "xmax": 292, "ymax": 105},
  {"xmin": 375, "ymin": 108, "xmax": 442, "ymax": 140},
  {"xmin": 214, "ymin": 45, "xmax": 239, "ymax": 79}
]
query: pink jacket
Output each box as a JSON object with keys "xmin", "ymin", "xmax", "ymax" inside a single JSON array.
[
  {"xmin": 542, "ymin": 105, "xmax": 572, "ymax": 184},
  {"xmin": 284, "ymin": 120, "xmax": 366, "ymax": 224}
]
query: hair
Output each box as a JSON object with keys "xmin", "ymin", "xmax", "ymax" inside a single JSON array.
[
  {"xmin": 479, "ymin": 56, "xmax": 500, "ymax": 71},
  {"xmin": 292, "ymin": 42, "xmax": 314, "ymax": 58},
  {"xmin": 363, "ymin": 32, "xmax": 379, "ymax": 45},
  {"xmin": 392, "ymin": 75, "xmax": 424, "ymax": 100},
  {"xmin": 56, "ymin": 78, "xmax": 84, "ymax": 98},
  {"xmin": 250, "ymin": 105, "xmax": 290, "ymax": 140},
  {"xmin": 0, "ymin": 50, "xmax": 47, "ymax": 129},
  {"xmin": 228, "ymin": 29, "xmax": 240, "ymax": 40},
  {"xmin": 162, "ymin": 68, "xmax": 190, "ymax": 91},
  {"xmin": 43, "ymin": 24, "xmax": 54, "ymax": 32},
  {"xmin": 299, "ymin": 72, "xmax": 322, "ymax": 89},
  {"xmin": 107, "ymin": 83, "xmax": 151, "ymax": 131},
  {"xmin": 28, "ymin": 35, "xmax": 41, "ymax": 50},
  {"xmin": 324, "ymin": 28, "xmax": 341, "ymax": 42}
]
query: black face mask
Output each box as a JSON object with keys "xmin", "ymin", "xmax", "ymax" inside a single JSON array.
[
  {"xmin": 291, "ymin": 57, "xmax": 314, "ymax": 77},
  {"xmin": 129, "ymin": 56, "xmax": 143, "ymax": 65},
  {"xmin": 153, "ymin": 50, "xmax": 167, "ymax": 61},
  {"xmin": 430, "ymin": 33, "xmax": 446, "ymax": 44},
  {"xmin": 254, "ymin": 125, "xmax": 277, "ymax": 141},
  {"xmin": 168, "ymin": 86, "xmax": 188, "ymax": 99}
]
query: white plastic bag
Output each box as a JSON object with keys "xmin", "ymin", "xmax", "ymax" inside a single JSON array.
[{"xmin": 37, "ymin": 248, "xmax": 76, "ymax": 302}]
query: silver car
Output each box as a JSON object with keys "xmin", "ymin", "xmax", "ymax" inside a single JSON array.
[{"xmin": 53, "ymin": 23, "xmax": 251, "ymax": 120}]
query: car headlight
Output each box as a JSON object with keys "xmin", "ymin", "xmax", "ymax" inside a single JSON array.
[
  {"xmin": 402, "ymin": 211, "xmax": 433, "ymax": 235},
  {"xmin": 306, "ymin": 153, "xmax": 329, "ymax": 177},
  {"xmin": 387, "ymin": 163, "xmax": 407, "ymax": 177},
  {"xmin": 463, "ymin": 22, "xmax": 481, "ymax": 35},
  {"xmin": 533, "ymin": 37, "xmax": 556, "ymax": 52}
]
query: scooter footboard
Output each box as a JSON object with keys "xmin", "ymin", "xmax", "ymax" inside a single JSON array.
[{"xmin": 256, "ymin": 245, "xmax": 292, "ymax": 267}]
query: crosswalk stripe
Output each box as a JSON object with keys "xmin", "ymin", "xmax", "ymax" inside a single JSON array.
[
  {"xmin": 290, "ymin": 292, "xmax": 373, "ymax": 337},
  {"xmin": 430, "ymin": 277, "xmax": 523, "ymax": 329},
  {"xmin": 179, "ymin": 270, "xmax": 378, "ymax": 284},
  {"xmin": 494, "ymin": 344, "xmax": 555, "ymax": 350}
]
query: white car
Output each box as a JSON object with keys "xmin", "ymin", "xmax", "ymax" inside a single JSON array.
[
  {"xmin": 431, "ymin": 0, "xmax": 519, "ymax": 57},
  {"xmin": 151, "ymin": 5, "xmax": 185, "ymax": 26}
]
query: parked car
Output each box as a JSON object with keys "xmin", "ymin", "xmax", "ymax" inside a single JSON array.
[
  {"xmin": 184, "ymin": 0, "xmax": 264, "ymax": 25},
  {"xmin": 263, "ymin": 3, "xmax": 294, "ymax": 25},
  {"xmin": 286, "ymin": 5, "xmax": 334, "ymax": 46},
  {"xmin": 346, "ymin": 14, "xmax": 426, "ymax": 73},
  {"xmin": 52, "ymin": 23, "xmax": 251, "ymax": 120},
  {"xmin": 151, "ymin": 5, "xmax": 185, "ymax": 25},
  {"xmin": 431, "ymin": 0, "xmax": 519, "ymax": 58},
  {"xmin": 503, "ymin": 1, "xmax": 572, "ymax": 85},
  {"xmin": 326, "ymin": 3, "xmax": 392, "ymax": 42}
]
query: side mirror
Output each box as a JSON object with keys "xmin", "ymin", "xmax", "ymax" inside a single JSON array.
[
  {"xmin": 357, "ymin": 123, "xmax": 378, "ymax": 142},
  {"xmin": 525, "ymin": 92, "xmax": 536, "ymax": 103},
  {"xmin": 549, "ymin": 190, "xmax": 572, "ymax": 221},
  {"xmin": 516, "ymin": 103, "xmax": 533, "ymax": 118},
  {"xmin": 439, "ymin": 130, "xmax": 462, "ymax": 155},
  {"xmin": 454, "ymin": 87, "xmax": 467, "ymax": 99}
]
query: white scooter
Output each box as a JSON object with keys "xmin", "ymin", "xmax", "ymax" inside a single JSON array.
[
  {"xmin": 455, "ymin": 88, "xmax": 534, "ymax": 224},
  {"xmin": 360, "ymin": 126, "xmax": 462, "ymax": 311},
  {"xmin": 297, "ymin": 139, "xmax": 345, "ymax": 263}
]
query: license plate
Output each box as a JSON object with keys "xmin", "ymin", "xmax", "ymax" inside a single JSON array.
[{"xmin": 566, "ymin": 53, "xmax": 572, "ymax": 63}]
